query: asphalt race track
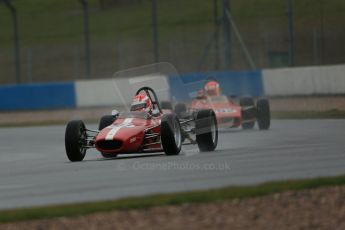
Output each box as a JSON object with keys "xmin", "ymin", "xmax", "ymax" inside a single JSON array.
[{"xmin": 0, "ymin": 120, "xmax": 344, "ymax": 210}]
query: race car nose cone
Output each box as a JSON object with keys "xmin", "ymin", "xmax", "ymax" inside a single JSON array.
[{"xmin": 96, "ymin": 140, "xmax": 123, "ymax": 151}]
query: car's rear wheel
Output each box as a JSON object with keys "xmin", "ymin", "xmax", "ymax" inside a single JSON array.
[
  {"xmin": 65, "ymin": 120, "xmax": 87, "ymax": 162},
  {"xmin": 257, "ymin": 98, "xmax": 271, "ymax": 130},
  {"xmin": 240, "ymin": 97, "xmax": 256, "ymax": 130},
  {"xmin": 160, "ymin": 101, "xmax": 173, "ymax": 110},
  {"xmin": 195, "ymin": 109, "xmax": 218, "ymax": 152},
  {"xmin": 99, "ymin": 115, "xmax": 116, "ymax": 130},
  {"xmin": 174, "ymin": 103, "xmax": 187, "ymax": 118},
  {"xmin": 161, "ymin": 113, "xmax": 182, "ymax": 155},
  {"xmin": 98, "ymin": 115, "xmax": 117, "ymax": 158}
]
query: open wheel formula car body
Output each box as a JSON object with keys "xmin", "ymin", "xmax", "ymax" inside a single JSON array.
[
  {"xmin": 192, "ymin": 95, "xmax": 242, "ymax": 128},
  {"xmin": 175, "ymin": 94, "xmax": 271, "ymax": 130},
  {"xmin": 65, "ymin": 87, "xmax": 218, "ymax": 162},
  {"xmin": 96, "ymin": 113, "xmax": 162, "ymax": 154}
]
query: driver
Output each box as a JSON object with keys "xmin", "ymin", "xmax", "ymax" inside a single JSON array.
[
  {"xmin": 130, "ymin": 93, "xmax": 153, "ymax": 114},
  {"xmin": 204, "ymin": 79, "xmax": 221, "ymax": 96}
]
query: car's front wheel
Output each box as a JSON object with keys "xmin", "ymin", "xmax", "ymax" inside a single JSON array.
[
  {"xmin": 256, "ymin": 98, "xmax": 271, "ymax": 130},
  {"xmin": 161, "ymin": 113, "xmax": 182, "ymax": 155},
  {"xmin": 65, "ymin": 120, "xmax": 87, "ymax": 162},
  {"xmin": 195, "ymin": 109, "xmax": 218, "ymax": 152},
  {"xmin": 240, "ymin": 97, "xmax": 256, "ymax": 130}
]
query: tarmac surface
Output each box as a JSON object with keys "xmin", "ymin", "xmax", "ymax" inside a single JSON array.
[{"xmin": 0, "ymin": 120, "xmax": 344, "ymax": 210}]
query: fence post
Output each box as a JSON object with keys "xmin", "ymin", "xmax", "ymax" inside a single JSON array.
[
  {"xmin": 1, "ymin": 0, "xmax": 21, "ymax": 83},
  {"xmin": 221, "ymin": 0, "xmax": 231, "ymax": 70},
  {"xmin": 74, "ymin": 46, "xmax": 80, "ymax": 79},
  {"xmin": 151, "ymin": 0, "xmax": 159, "ymax": 63},
  {"xmin": 213, "ymin": 0, "xmax": 220, "ymax": 70},
  {"xmin": 287, "ymin": 0, "xmax": 294, "ymax": 66},
  {"xmin": 27, "ymin": 48, "xmax": 33, "ymax": 82},
  {"xmin": 79, "ymin": 0, "xmax": 91, "ymax": 79}
]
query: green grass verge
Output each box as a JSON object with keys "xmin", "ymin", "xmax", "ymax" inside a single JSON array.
[
  {"xmin": 272, "ymin": 109, "xmax": 345, "ymax": 119},
  {"xmin": 0, "ymin": 175, "xmax": 344, "ymax": 223}
]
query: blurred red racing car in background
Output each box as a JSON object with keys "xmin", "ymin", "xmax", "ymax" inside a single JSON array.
[{"xmin": 170, "ymin": 79, "xmax": 271, "ymax": 130}]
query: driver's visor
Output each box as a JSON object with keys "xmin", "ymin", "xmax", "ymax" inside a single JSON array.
[{"xmin": 130, "ymin": 102, "xmax": 146, "ymax": 111}]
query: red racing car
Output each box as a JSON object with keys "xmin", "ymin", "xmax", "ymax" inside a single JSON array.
[
  {"xmin": 173, "ymin": 80, "xmax": 270, "ymax": 130},
  {"xmin": 65, "ymin": 87, "xmax": 218, "ymax": 162}
]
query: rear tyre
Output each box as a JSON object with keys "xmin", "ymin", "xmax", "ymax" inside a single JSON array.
[
  {"xmin": 65, "ymin": 120, "xmax": 87, "ymax": 162},
  {"xmin": 99, "ymin": 115, "xmax": 116, "ymax": 130},
  {"xmin": 195, "ymin": 109, "xmax": 218, "ymax": 152},
  {"xmin": 98, "ymin": 115, "xmax": 117, "ymax": 158},
  {"xmin": 240, "ymin": 97, "xmax": 256, "ymax": 130},
  {"xmin": 160, "ymin": 101, "xmax": 173, "ymax": 110},
  {"xmin": 257, "ymin": 98, "xmax": 271, "ymax": 130},
  {"xmin": 161, "ymin": 113, "xmax": 182, "ymax": 155},
  {"xmin": 174, "ymin": 103, "xmax": 187, "ymax": 118}
]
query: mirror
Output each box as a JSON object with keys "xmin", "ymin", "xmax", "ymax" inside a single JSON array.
[{"xmin": 111, "ymin": 109, "xmax": 119, "ymax": 116}]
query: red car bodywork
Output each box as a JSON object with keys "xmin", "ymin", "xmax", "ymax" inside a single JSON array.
[
  {"xmin": 191, "ymin": 95, "xmax": 242, "ymax": 128},
  {"xmin": 95, "ymin": 113, "xmax": 162, "ymax": 155}
]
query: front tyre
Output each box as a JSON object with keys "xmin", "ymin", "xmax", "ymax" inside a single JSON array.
[
  {"xmin": 161, "ymin": 114, "xmax": 182, "ymax": 155},
  {"xmin": 256, "ymin": 98, "xmax": 271, "ymax": 130},
  {"xmin": 65, "ymin": 120, "xmax": 87, "ymax": 162},
  {"xmin": 195, "ymin": 109, "xmax": 218, "ymax": 152}
]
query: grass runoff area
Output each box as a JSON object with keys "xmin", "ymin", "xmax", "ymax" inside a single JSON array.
[{"xmin": 0, "ymin": 175, "xmax": 344, "ymax": 223}]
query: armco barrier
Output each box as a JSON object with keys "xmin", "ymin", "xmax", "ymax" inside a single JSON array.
[
  {"xmin": 0, "ymin": 71, "xmax": 264, "ymax": 110},
  {"xmin": 168, "ymin": 71, "xmax": 264, "ymax": 102},
  {"xmin": 262, "ymin": 64, "xmax": 345, "ymax": 96},
  {"xmin": 0, "ymin": 82, "xmax": 76, "ymax": 110},
  {"xmin": 7, "ymin": 64, "xmax": 345, "ymax": 111}
]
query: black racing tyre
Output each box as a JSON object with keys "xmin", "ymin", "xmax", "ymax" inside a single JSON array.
[
  {"xmin": 174, "ymin": 103, "xmax": 187, "ymax": 118},
  {"xmin": 98, "ymin": 115, "xmax": 117, "ymax": 158},
  {"xmin": 256, "ymin": 98, "xmax": 271, "ymax": 130},
  {"xmin": 65, "ymin": 120, "xmax": 87, "ymax": 162},
  {"xmin": 160, "ymin": 101, "xmax": 173, "ymax": 110},
  {"xmin": 195, "ymin": 109, "xmax": 218, "ymax": 152},
  {"xmin": 99, "ymin": 115, "xmax": 116, "ymax": 130},
  {"xmin": 161, "ymin": 113, "xmax": 182, "ymax": 155},
  {"xmin": 227, "ymin": 95, "xmax": 239, "ymax": 105},
  {"xmin": 240, "ymin": 97, "xmax": 256, "ymax": 130}
]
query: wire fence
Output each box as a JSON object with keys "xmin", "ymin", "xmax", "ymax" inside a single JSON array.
[{"xmin": 0, "ymin": 0, "xmax": 344, "ymax": 84}]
